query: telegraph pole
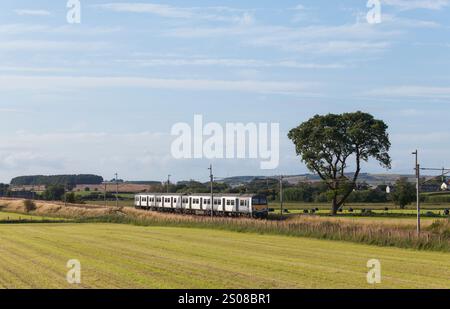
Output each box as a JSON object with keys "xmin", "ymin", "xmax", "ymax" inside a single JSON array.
[
  {"xmin": 279, "ymin": 175, "xmax": 284, "ymax": 219},
  {"xmin": 115, "ymin": 173, "xmax": 119, "ymax": 208},
  {"xmin": 412, "ymin": 150, "xmax": 421, "ymax": 235},
  {"xmin": 167, "ymin": 174, "xmax": 171, "ymax": 193},
  {"xmin": 208, "ymin": 164, "xmax": 214, "ymax": 218}
]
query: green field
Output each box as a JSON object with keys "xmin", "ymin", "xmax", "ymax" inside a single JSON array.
[{"xmin": 0, "ymin": 222, "xmax": 448, "ymax": 289}]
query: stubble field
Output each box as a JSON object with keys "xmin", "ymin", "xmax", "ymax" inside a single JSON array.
[{"xmin": 0, "ymin": 222, "xmax": 449, "ymax": 289}]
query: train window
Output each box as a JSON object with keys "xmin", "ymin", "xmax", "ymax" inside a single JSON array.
[
  {"xmin": 230, "ymin": 200, "xmax": 235, "ymax": 206},
  {"xmin": 226, "ymin": 200, "xmax": 230, "ymax": 206},
  {"xmin": 252, "ymin": 197, "xmax": 267, "ymax": 205}
]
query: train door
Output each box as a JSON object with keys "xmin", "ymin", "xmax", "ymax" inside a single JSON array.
[{"xmin": 222, "ymin": 198, "xmax": 226, "ymax": 213}]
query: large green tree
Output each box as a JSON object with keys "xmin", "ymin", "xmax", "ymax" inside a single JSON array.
[{"xmin": 288, "ymin": 111, "xmax": 391, "ymax": 215}]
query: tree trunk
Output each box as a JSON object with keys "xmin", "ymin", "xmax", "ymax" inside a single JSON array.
[{"xmin": 331, "ymin": 196, "xmax": 338, "ymax": 216}]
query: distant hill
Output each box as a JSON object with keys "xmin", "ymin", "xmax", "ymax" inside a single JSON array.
[
  {"xmin": 10, "ymin": 174, "xmax": 104, "ymax": 186},
  {"xmin": 219, "ymin": 173, "xmax": 423, "ymax": 187}
]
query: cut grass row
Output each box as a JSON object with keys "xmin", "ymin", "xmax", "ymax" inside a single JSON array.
[{"xmin": 0, "ymin": 223, "xmax": 448, "ymax": 289}]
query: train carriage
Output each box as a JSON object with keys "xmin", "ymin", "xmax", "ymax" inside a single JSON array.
[{"xmin": 134, "ymin": 193, "xmax": 268, "ymax": 218}]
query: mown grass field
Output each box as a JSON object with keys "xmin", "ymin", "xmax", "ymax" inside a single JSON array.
[{"xmin": 0, "ymin": 222, "xmax": 449, "ymax": 289}]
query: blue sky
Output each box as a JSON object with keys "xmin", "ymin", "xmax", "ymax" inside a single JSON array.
[{"xmin": 1, "ymin": 0, "xmax": 450, "ymax": 183}]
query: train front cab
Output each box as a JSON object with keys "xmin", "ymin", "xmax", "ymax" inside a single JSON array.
[{"xmin": 251, "ymin": 195, "xmax": 269, "ymax": 219}]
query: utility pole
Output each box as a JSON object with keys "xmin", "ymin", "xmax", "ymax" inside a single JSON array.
[
  {"xmin": 115, "ymin": 173, "xmax": 119, "ymax": 208},
  {"xmin": 412, "ymin": 150, "xmax": 421, "ymax": 236},
  {"xmin": 279, "ymin": 175, "xmax": 284, "ymax": 219},
  {"xmin": 167, "ymin": 174, "xmax": 171, "ymax": 193},
  {"xmin": 208, "ymin": 164, "xmax": 213, "ymax": 218}
]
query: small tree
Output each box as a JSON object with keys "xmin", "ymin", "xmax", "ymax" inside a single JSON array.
[
  {"xmin": 41, "ymin": 185, "xmax": 65, "ymax": 201},
  {"xmin": 288, "ymin": 111, "xmax": 391, "ymax": 215},
  {"xmin": 23, "ymin": 200, "xmax": 36, "ymax": 213},
  {"xmin": 65, "ymin": 192, "xmax": 76, "ymax": 204},
  {"xmin": 391, "ymin": 177, "xmax": 416, "ymax": 209}
]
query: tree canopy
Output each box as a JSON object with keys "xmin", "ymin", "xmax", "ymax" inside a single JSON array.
[
  {"xmin": 10, "ymin": 174, "xmax": 103, "ymax": 187},
  {"xmin": 288, "ymin": 111, "xmax": 391, "ymax": 214}
]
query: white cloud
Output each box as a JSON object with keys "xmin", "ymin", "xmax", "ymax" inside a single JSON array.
[
  {"xmin": 367, "ymin": 86, "xmax": 450, "ymax": 99},
  {"xmin": 0, "ymin": 108, "xmax": 31, "ymax": 114},
  {"xmin": 163, "ymin": 22, "xmax": 397, "ymax": 54},
  {"xmin": 0, "ymin": 23, "xmax": 121, "ymax": 35},
  {"xmin": 0, "ymin": 40, "xmax": 109, "ymax": 52},
  {"xmin": 378, "ymin": 14, "xmax": 440, "ymax": 28},
  {"xmin": 95, "ymin": 3, "xmax": 193, "ymax": 18},
  {"xmin": 116, "ymin": 56, "xmax": 346, "ymax": 69},
  {"xmin": 382, "ymin": 0, "xmax": 450, "ymax": 10},
  {"xmin": 0, "ymin": 75, "xmax": 317, "ymax": 95},
  {"xmin": 0, "ymin": 66, "xmax": 73, "ymax": 73},
  {"xmin": 94, "ymin": 2, "xmax": 254, "ymax": 24},
  {"xmin": 14, "ymin": 9, "xmax": 51, "ymax": 16},
  {"xmin": 0, "ymin": 131, "xmax": 171, "ymax": 181}
]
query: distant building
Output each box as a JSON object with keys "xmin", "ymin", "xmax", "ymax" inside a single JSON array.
[{"xmin": 421, "ymin": 184, "xmax": 441, "ymax": 192}]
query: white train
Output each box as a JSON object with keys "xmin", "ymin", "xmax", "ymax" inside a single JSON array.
[{"xmin": 134, "ymin": 193, "xmax": 269, "ymax": 218}]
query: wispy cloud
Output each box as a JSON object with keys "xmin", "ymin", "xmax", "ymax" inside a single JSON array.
[
  {"xmin": 0, "ymin": 23, "xmax": 121, "ymax": 35},
  {"xmin": 94, "ymin": 2, "xmax": 254, "ymax": 24},
  {"xmin": 116, "ymin": 56, "xmax": 346, "ymax": 69},
  {"xmin": 14, "ymin": 9, "xmax": 51, "ymax": 16},
  {"xmin": 382, "ymin": 0, "xmax": 450, "ymax": 10},
  {"xmin": 164, "ymin": 22, "xmax": 396, "ymax": 54},
  {"xmin": 95, "ymin": 3, "xmax": 194, "ymax": 18},
  {"xmin": 367, "ymin": 86, "xmax": 450, "ymax": 99},
  {"xmin": 0, "ymin": 75, "xmax": 318, "ymax": 95},
  {"xmin": 0, "ymin": 40, "xmax": 109, "ymax": 52}
]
